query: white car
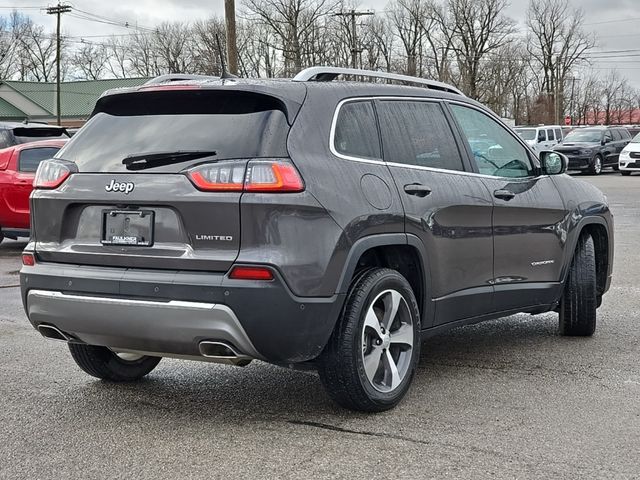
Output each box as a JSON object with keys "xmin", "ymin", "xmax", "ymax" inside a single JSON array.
[
  {"xmin": 619, "ymin": 132, "xmax": 640, "ymax": 175},
  {"xmin": 514, "ymin": 125, "xmax": 564, "ymax": 152}
]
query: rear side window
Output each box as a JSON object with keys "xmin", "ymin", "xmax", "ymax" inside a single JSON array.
[
  {"xmin": 18, "ymin": 147, "xmax": 60, "ymax": 172},
  {"xmin": 620, "ymin": 129, "xmax": 631, "ymax": 139},
  {"xmin": 333, "ymin": 101, "xmax": 381, "ymax": 159},
  {"xmin": 547, "ymin": 129, "xmax": 555, "ymax": 141},
  {"xmin": 59, "ymin": 90, "xmax": 291, "ymax": 173},
  {"xmin": 554, "ymin": 128, "xmax": 562, "ymax": 141},
  {"xmin": 611, "ymin": 129, "xmax": 622, "ymax": 141},
  {"xmin": 377, "ymin": 100, "xmax": 464, "ymax": 171}
]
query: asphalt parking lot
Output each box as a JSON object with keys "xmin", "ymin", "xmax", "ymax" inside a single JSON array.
[{"xmin": 1, "ymin": 172, "xmax": 638, "ymax": 479}]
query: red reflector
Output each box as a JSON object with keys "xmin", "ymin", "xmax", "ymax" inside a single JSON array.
[
  {"xmin": 22, "ymin": 253, "xmax": 35, "ymax": 266},
  {"xmin": 229, "ymin": 266, "xmax": 274, "ymax": 281}
]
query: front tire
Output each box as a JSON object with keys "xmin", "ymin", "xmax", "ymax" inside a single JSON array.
[
  {"xmin": 68, "ymin": 343, "xmax": 161, "ymax": 381},
  {"xmin": 318, "ymin": 268, "xmax": 421, "ymax": 412},
  {"xmin": 559, "ymin": 234, "xmax": 597, "ymax": 336},
  {"xmin": 588, "ymin": 155, "xmax": 603, "ymax": 175}
]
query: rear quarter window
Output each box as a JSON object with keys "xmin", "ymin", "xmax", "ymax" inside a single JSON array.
[{"xmin": 333, "ymin": 101, "xmax": 381, "ymax": 159}]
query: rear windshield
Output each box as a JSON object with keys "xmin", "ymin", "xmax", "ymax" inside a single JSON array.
[
  {"xmin": 514, "ymin": 128, "xmax": 536, "ymax": 140},
  {"xmin": 57, "ymin": 91, "xmax": 290, "ymax": 172}
]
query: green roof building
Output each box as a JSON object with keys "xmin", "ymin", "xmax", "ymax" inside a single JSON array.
[{"xmin": 0, "ymin": 78, "xmax": 150, "ymax": 125}]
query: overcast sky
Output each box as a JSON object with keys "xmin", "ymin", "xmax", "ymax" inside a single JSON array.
[{"xmin": 10, "ymin": 0, "xmax": 640, "ymax": 88}]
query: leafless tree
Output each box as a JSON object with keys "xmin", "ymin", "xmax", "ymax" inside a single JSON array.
[
  {"xmin": 442, "ymin": 0, "xmax": 516, "ymax": 100},
  {"xmin": 72, "ymin": 42, "xmax": 109, "ymax": 80},
  {"xmin": 526, "ymin": 0, "xmax": 595, "ymax": 123}
]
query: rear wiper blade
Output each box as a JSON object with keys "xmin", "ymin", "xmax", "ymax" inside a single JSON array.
[{"xmin": 122, "ymin": 150, "xmax": 217, "ymax": 170}]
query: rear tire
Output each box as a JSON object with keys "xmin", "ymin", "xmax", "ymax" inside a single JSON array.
[
  {"xmin": 621, "ymin": 171, "xmax": 631, "ymax": 176},
  {"xmin": 559, "ymin": 234, "xmax": 597, "ymax": 336},
  {"xmin": 318, "ymin": 268, "xmax": 421, "ymax": 412},
  {"xmin": 68, "ymin": 343, "xmax": 161, "ymax": 381}
]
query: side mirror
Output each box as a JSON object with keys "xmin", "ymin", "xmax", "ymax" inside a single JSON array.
[
  {"xmin": 602, "ymin": 137, "xmax": 611, "ymax": 145},
  {"xmin": 540, "ymin": 151, "xmax": 567, "ymax": 175}
]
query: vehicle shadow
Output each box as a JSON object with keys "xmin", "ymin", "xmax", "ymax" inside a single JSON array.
[{"xmin": 60, "ymin": 312, "xmax": 564, "ymax": 423}]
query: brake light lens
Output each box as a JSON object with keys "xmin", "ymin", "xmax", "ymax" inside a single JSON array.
[
  {"xmin": 187, "ymin": 160, "xmax": 304, "ymax": 193},
  {"xmin": 229, "ymin": 266, "xmax": 274, "ymax": 281},
  {"xmin": 22, "ymin": 253, "xmax": 35, "ymax": 266},
  {"xmin": 187, "ymin": 161, "xmax": 246, "ymax": 191},
  {"xmin": 34, "ymin": 159, "xmax": 75, "ymax": 189},
  {"xmin": 245, "ymin": 161, "xmax": 304, "ymax": 192}
]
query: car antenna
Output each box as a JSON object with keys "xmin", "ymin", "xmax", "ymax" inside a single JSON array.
[{"xmin": 216, "ymin": 34, "xmax": 237, "ymax": 80}]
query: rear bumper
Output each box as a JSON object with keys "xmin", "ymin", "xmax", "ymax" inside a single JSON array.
[
  {"xmin": 1, "ymin": 228, "xmax": 29, "ymax": 239},
  {"xmin": 21, "ymin": 262, "xmax": 345, "ymax": 364}
]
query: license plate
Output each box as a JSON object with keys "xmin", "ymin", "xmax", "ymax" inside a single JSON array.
[{"xmin": 101, "ymin": 210, "xmax": 154, "ymax": 246}]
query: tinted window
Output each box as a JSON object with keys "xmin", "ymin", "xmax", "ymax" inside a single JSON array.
[
  {"xmin": 547, "ymin": 129, "xmax": 555, "ymax": 141},
  {"xmin": 450, "ymin": 104, "xmax": 534, "ymax": 178},
  {"xmin": 333, "ymin": 101, "xmax": 381, "ymax": 159},
  {"xmin": 537, "ymin": 130, "xmax": 546, "ymax": 142},
  {"xmin": 611, "ymin": 129, "xmax": 622, "ymax": 141},
  {"xmin": 554, "ymin": 128, "xmax": 562, "ymax": 141},
  {"xmin": 18, "ymin": 147, "xmax": 60, "ymax": 172},
  {"xmin": 378, "ymin": 100, "xmax": 464, "ymax": 171},
  {"xmin": 58, "ymin": 100, "xmax": 289, "ymax": 173},
  {"xmin": 618, "ymin": 129, "xmax": 630, "ymax": 139},
  {"xmin": 604, "ymin": 130, "xmax": 613, "ymax": 142}
]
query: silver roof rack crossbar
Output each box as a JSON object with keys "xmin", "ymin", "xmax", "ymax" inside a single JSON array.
[
  {"xmin": 292, "ymin": 66, "xmax": 464, "ymax": 96},
  {"xmin": 144, "ymin": 74, "xmax": 218, "ymax": 85}
]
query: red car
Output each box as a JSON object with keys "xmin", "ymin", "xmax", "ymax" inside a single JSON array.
[{"xmin": 0, "ymin": 139, "xmax": 67, "ymax": 243}]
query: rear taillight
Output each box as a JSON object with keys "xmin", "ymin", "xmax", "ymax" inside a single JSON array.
[
  {"xmin": 244, "ymin": 161, "xmax": 304, "ymax": 192},
  {"xmin": 187, "ymin": 161, "xmax": 246, "ymax": 191},
  {"xmin": 34, "ymin": 159, "xmax": 76, "ymax": 189},
  {"xmin": 22, "ymin": 253, "xmax": 35, "ymax": 266},
  {"xmin": 187, "ymin": 160, "xmax": 304, "ymax": 193}
]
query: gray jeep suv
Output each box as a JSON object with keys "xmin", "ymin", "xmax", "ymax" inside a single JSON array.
[{"xmin": 20, "ymin": 67, "xmax": 613, "ymax": 412}]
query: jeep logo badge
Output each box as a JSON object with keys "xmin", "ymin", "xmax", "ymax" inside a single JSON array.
[{"xmin": 105, "ymin": 179, "xmax": 135, "ymax": 194}]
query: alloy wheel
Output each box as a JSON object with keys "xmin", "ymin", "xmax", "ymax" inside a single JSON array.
[{"xmin": 361, "ymin": 289, "xmax": 414, "ymax": 393}]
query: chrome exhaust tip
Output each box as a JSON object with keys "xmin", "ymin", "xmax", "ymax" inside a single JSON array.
[
  {"xmin": 198, "ymin": 340, "xmax": 252, "ymax": 366},
  {"xmin": 37, "ymin": 324, "xmax": 71, "ymax": 342}
]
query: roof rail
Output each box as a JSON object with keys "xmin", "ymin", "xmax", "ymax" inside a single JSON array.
[
  {"xmin": 293, "ymin": 66, "xmax": 464, "ymax": 96},
  {"xmin": 144, "ymin": 74, "xmax": 218, "ymax": 85}
]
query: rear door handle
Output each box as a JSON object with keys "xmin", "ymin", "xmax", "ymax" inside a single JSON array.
[
  {"xmin": 494, "ymin": 189, "xmax": 516, "ymax": 201},
  {"xmin": 404, "ymin": 184, "xmax": 432, "ymax": 197}
]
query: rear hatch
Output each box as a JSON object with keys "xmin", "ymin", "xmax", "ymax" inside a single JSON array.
[{"xmin": 31, "ymin": 86, "xmax": 302, "ymax": 272}]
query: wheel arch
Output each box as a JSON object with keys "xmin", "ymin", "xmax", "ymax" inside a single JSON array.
[
  {"xmin": 335, "ymin": 234, "xmax": 432, "ymax": 326},
  {"xmin": 562, "ymin": 217, "xmax": 611, "ymax": 298}
]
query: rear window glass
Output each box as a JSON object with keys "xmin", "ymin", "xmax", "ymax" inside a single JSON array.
[
  {"xmin": 334, "ymin": 101, "xmax": 381, "ymax": 159},
  {"xmin": 58, "ymin": 91, "xmax": 290, "ymax": 172},
  {"xmin": 19, "ymin": 147, "xmax": 60, "ymax": 172}
]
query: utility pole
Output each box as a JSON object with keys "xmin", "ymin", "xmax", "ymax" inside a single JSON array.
[
  {"xmin": 46, "ymin": 2, "xmax": 71, "ymax": 126},
  {"xmin": 334, "ymin": 10, "xmax": 374, "ymax": 69},
  {"xmin": 224, "ymin": 0, "xmax": 238, "ymax": 75}
]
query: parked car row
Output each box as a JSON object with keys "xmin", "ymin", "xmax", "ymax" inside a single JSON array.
[
  {"xmin": 0, "ymin": 132, "xmax": 67, "ymax": 243},
  {"xmin": 515, "ymin": 124, "xmax": 640, "ymax": 175}
]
